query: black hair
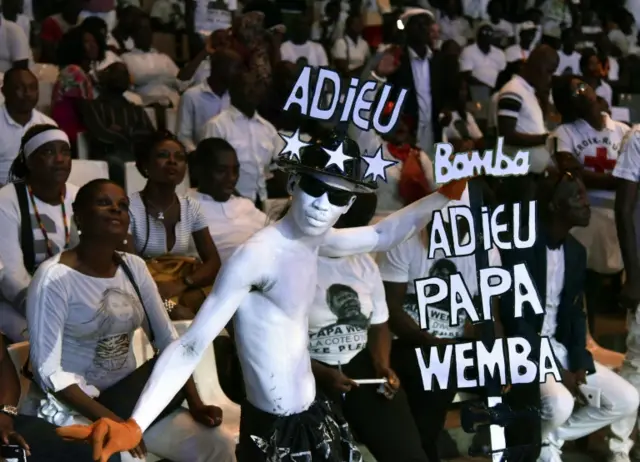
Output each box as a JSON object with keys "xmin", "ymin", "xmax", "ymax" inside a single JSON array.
[
  {"xmin": 561, "ymin": 27, "xmax": 575, "ymax": 41},
  {"xmin": 2, "ymin": 67, "xmax": 35, "ymax": 90},
  {"xmin": 57, "ymin": 24, "xmax": 106, "ymax": 68},
  {"xmin": 194, "ymin": 137, "xmax": 236, "ymax": 171},
  {"xmin": 8, "ymin": 124, "xmax": 60, "ymax": 182},
  {"xmin": 345, "ymin": 12, "xmax": 362, "ymax": 30},
  {"xmin": 551, "ymin": 74, "xmax": 582, "ymax": 124},
  {"xmin": 82, "ymin": 16, "xmax": 108, "ymax": 37},
  {"xmin": 334, "ymin": 193, "xmax": 377, "ymax": 229},
  {"xmin": 72, "ymin": 178, "xmax": 121, "ymax": 218},
  {"xmin": 579, "ymin": 47, "xmax": 598, "ymax": 74},
  {"xmin": 134, "ymin": 129, "xmax": 186, "ymax": 178}
]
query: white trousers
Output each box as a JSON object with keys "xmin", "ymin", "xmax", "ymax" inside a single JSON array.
[
  {"xmin": 0, "ymin": 301, "xmax": 28, "ymax": 343},
  {"xmin": 120, "ymin": 408, "xmax": 237, "ymax": 462},
  {"xmin": 539, "ymin": 351, "xmax": 639, "ymax": 462},
  {"xmin": 610, "ymin": 311, "xmax": 640, "ymax": 455}
]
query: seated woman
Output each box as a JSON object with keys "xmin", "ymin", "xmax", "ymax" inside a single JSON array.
[
  {"xmin": 309, "ymin": 193, "xmax": 430, "ymax": 462},
  {"xmin": 125, "ymin": 131, "xmax": 221, "ymax": 319},
  {"xmin": 51, "ymin": 25, "xmax": 102, "ymax": 147},
  {"xmin": 190, "ymin": 138, "xmax": 267, "ymax": 264},
  {"xmin": 26, "ymin": 179, "xmax": 236, "ymax": 462},
  {"xmin": 441, "ymin": 76, "xmax": 484, "ymax": 152},
  {"xmin": 0, "ymin": 125, "xmax": 78, "ymax": 342},
  {"xmin": 549, "ymin": 75, "xmax": 629, "ymax": 278}
]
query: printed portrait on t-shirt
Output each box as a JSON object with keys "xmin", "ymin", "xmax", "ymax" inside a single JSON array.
[
  {"xmin": 325, "ymin": 284, "xmax": 371, "ymax": 330},
  {"xmin": 83, "ymin": 288, "xmax": 143, "ymax": 383}
]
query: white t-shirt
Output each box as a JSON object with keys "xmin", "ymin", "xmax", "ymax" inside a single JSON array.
[
  {"xmin": 614, "ymin": 125, "xmax": 640, "ymax": 183},
  {"xmin": 596, "ymin": 81, "xmax": 613, "ymax": 108},
  {"xmin": 549, "ymin": 114, "xmax": 629, "ymax": 200},
  {"xmin": 497, "ymin": 75, "xmax": 550, "ymax": 173},
  {"xmin": 189, "ymin": 191, "xmax": 267, "ymax": 263},
  {"xmin": 555, "ymin": 50, "xmax": 581, "ymax": 76},
  {"xmin": 487, "ymin": 19, "xmax": 515, "ymax": 41},
  {"xmin": 0, "ymin": 18, "xmax": 30, "ymax": 73},
  {"xmin": 0, "ymin": 182, "xmax": 79, "ymax": 305},
  {"xmin": 280, "ymin": 41, "xmax": 329, "ymax": 68},
  {"xmin": 27, "ymin": 252, "xmax": 178, "ymax": 393},
  {"xmin": 459, "ymin": 43, "xmax": 506, "ymax": 88},
  {"xmin": 505, "ymin": 44, "xmax": 530, "ymax": 63},
  {"xmin": 331, "ymin": 35, "xmax": 371, "ymax": 71},
  {"xmin": 194, "ymin": 0, "xmax": 237, "ymax": 35},
  {"xmin": 437, "ymin": 14, "xmax": 471, "ymax": 47},
  {"xmin": 308, "ymin": 254, "xmax": 389, "ymax": 365}
]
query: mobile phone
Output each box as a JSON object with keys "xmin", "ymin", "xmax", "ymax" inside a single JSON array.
[
  {"xmin": 579, "ymin": 384, "xmax": 602, "ymax": 408},
  {"xmin": 0, "ymin": 445, "xmax": 27, "ymax": 462}
]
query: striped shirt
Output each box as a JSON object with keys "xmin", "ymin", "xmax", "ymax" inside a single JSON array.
[
  {"xmin": 496, "ymin": 74, "xmax": 550, "ymax": 173},
  {"xmin": 128, "ymin": 192, "xmax": 209, "ymax": 259}
]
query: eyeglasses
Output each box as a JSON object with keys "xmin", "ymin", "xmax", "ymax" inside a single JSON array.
[
  {"xmin": 298, "ymin": 175, "xmax": 355, "ymax": 207},
  {"xmin": 571, "ymin": 82, "xmax": 588, "ymax": 98}
]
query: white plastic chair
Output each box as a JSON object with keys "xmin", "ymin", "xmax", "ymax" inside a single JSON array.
[
  {"xmin": 36, "ymin": 81, "xmax": 54, "ymax": 115},
  {"xmin": 7, "ymin": 341, "xmax": 32, "ymax": 410},
  {"xmin": 68, "ymin": 160, "xmax": 109, "ymax": 188},
  {"xmin": 76, "ymin": 132, "xmax": 90, "ymax": 160},
  {"xmin": 131, "ymin": 321, "xmax": 240, "ymax": 443},
  {"xmin": 124, "ymin": 161, "xmax": 190, "ymax": 195}
]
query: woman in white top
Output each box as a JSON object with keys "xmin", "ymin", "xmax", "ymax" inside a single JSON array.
[
  {"xmin": 331, "ymin": 13, "xmax": 371, "ymax": 77},
  {"xmin": 26, "ymin": 179, "xmax": 235, "ymax": 462},
  {"xmin": 190, "ymin": 138, "xmax": 268, "ymax": 264},
  {"xmin": 309, "ymin": 193, "xmax": 429, "ymax": 462},
  {"xmin": 125, "ymin": 131, "xmax": 221, "ymax": 317},
  {"xmin": 0, "ymin": 125, "xmax": 79, "ymax": 342},
  {"xmin": 549, "ymin": 74, "xmax": 630, "ymax": 274}
]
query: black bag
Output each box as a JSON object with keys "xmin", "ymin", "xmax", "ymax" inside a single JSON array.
[{"xmin": 95, "ymin": 254, "xmax": 186, "ymax": 424}]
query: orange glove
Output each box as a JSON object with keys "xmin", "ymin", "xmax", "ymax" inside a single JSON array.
[
  {"xmin": 56, "ymin": 418, "xmax": 142, "ymax": 462},
  {"xmin": 438, "ymin": 179, "xmax": 467, "ymax": 201}
]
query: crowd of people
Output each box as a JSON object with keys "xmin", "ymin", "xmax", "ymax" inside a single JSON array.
[{"xmin": 3, "ymin": 0, "xmax": 640, "ymax": 461}]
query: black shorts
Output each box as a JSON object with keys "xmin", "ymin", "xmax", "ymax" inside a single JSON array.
[{"xmin": 236, "ymin": 397, "xmax": 362, "ymax": 462}]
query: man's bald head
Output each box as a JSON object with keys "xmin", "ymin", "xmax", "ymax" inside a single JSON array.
[
  {"xmin": 523, "ymin": 44, "xmax": 559, "ymax": 92},
  {"xmin": 209, "ymin": 48, "xmax": 243, "ymax": 87}
]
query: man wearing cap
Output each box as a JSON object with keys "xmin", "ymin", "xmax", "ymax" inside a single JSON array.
[
  {"xmin": 56, "ymin": 134, "xmax": 467, "ymax": 461},
  {"xmin": 460, "ymin": 24, "xmax": 507, "ymax": 90},
  {"xmin": 388, "ymin": 8, "xmax": 443, "ymax": 155}
]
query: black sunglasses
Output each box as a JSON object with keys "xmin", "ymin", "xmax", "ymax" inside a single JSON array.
[{"xmin": 298, "ymin": 175, "xmax": 355, "ymax": 207}]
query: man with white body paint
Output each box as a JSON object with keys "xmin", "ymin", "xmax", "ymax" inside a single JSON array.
[{"xmin": 57, "ymin": 133, "xmax": 466, "ymax": 461}]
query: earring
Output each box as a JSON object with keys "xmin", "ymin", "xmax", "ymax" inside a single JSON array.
[
  {"xmin": 77, "ymin": 229, "xmax": 82, "ymax": 236},
  {"xmin": 123, "ymin": 239, "xmax": 128, "ymax": 245}
]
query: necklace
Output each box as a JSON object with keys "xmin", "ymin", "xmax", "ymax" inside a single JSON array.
[
  {"xmin": 26, "ymin": 184, "xmax": 70, "ymax": 257},
  {"xmin": 144, "ymin": 194, "xmax": 177, "ymax": 221}
]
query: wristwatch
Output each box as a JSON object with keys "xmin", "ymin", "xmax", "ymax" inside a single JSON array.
[
  {"xmin": 183, "ymin": 275, "xmax": 196, "ymax": 288},
  {"xmin": 0, "ymin": 405, "xmax": 18, "ymax": 418}
]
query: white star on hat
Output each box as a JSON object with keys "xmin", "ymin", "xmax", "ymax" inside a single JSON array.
[
  {"xmin": 279, "ymin": 129, "xmax": 310, "ymax": 162},
  {"xmin": 362, "ymin": 146, "xmax": 397, "ymax": 183},
  {"xmin": 323, "ymin": 142, "xmax": 351, "ymax": 173}
]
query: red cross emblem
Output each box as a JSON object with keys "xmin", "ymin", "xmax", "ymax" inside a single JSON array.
[{"xmin": 584, "ymin": 147, "xmax": 616, "ymax": 173}]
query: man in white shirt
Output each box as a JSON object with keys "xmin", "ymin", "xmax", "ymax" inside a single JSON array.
[
  {"xmin": 436, "ymin": 0, "xmax": 471, "ymax": 47},
  {"xmin": 280, "ymin": 16, "xmax": 329, "ymax": 68},
  {"xmin": 191, "ymin": 137, "xmax": 268, "ymax": 263},
  {"xmin": 201, "ymin": 71, "xmax": 280, "ymax": 206},
  {"xmin": 2, "ymin": 0, "xmax": 31, "ymax": 43},
  {"xmin": 486, "ymin": 0, "xmax": 514, "ymax": 48},
  {"xmin": 177, "ymin": 49, "xmax": 241, "ymax": 152},
  {"xmin": 460, "ymin": 24, "xmax": 506, "ymax": 90},
  {"xmin": 0, "ymin": 15, "xmax": 29, "ymax": 73},
  {"xmin": 505, "ymin": 21, "xmax": 538, "ymax": 63},
  {"xmin": 497, "ymin": 45, "xmax": 558, "ymax": 174},
  {"xmin": 501, "ymin": 172, "xmax": 639, "ymax": 462},
  {"xmin": 311, "ymin": 0, "xmax": 348, "ymax": 50},
  {"xmin": 0, "ymin": 68, "xmax": 56, "ymax": 185},
  {"xmin": 555, "ymin": 28, "xmax": 581, "ymax": 76},
  {"xmin": 121, "ymin": 13, "xmax": 181, "ymax": 107}
]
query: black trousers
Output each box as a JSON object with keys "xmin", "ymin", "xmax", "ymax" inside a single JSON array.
[
  {"xmin": 317, "ymin": 349, "xmax": 429, "ymax": 462},
  {"xmin": 13, "ymin": 414, "xmax": 121, "ymax": 462},
  {"xmin": 236, "ymin": 396, "xmax": 361, "ymax": 462}
]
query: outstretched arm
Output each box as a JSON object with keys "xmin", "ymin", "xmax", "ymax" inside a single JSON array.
[
  {"xmin": 130, "ymin": 247, "xmax": 258, "ymax": 432},
  {"xmin": 319, "ymin": 181, "xmax": 466, "ymax": 257}
]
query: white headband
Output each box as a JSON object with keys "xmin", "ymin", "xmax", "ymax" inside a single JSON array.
[{"xmin": 24, "ymin": 129, "xmax": 70, "ymax": 158}]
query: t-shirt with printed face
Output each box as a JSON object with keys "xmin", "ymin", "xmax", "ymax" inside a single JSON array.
[
  {"xmin": 308, "ymin": 254, "xmax": 389, "ymax": 366},
  {"xmin": 549, "ymin": 113, "xmax": 630, "ymax": 201}
]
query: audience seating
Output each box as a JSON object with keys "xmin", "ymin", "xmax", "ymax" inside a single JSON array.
[
  {"xmin": 124, "ymin": 161, "xmax": 190, "ymax": 195},
  {"xmin": 68, "ymin": 160, "xmax": 109, "ymax": 188}
]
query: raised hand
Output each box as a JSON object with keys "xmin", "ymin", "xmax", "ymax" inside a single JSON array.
[{"xmin": 56, "ymin": 418, "xmax": 142, "ymax": 462}]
